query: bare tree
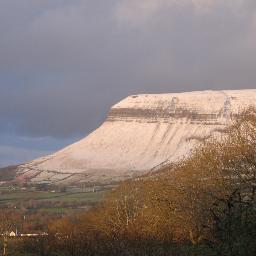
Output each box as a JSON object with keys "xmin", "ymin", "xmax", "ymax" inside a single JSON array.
[{"xmin": 0, "ymin": 209, "xmax": 16, "ymax": 256}]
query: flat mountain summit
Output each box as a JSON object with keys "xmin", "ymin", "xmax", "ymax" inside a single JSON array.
[{"xmin": 14, "ymin": 89, "xmax": 256, "ymax": 185}]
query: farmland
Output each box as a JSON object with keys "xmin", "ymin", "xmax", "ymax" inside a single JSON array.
[
  {"xmin": 0, "ymin": 184, "xmax": 109, "ymax": 235},
  {"xmin": 0, "ymin": 185, "xmax": 106, "ymax": 214}
]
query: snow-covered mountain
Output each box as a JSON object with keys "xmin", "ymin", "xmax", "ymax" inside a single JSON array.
[{"xmin": 15, "ymin": 90, "xmax": 256, "ymax": 185}]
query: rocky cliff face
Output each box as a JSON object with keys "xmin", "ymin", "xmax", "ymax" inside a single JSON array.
[{"xmin": 15, "ymin": 90, "xmax": 256, "ymax": 185}]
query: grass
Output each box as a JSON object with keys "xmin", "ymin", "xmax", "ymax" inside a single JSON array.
[
  {"xmin": 0, "ymin": 185, "xmax": 109, "ymax": 234},
  {"xmin": 0, "ymin": 186, "xmax": 106, "ymax": 214}
]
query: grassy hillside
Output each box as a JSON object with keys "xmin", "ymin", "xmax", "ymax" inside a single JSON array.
[{"xmin": 0, "ymin": 165, "xmax": 17, "ymax": 181}]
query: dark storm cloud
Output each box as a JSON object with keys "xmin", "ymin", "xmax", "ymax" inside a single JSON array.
[
  {"xmin": 1, "ymin": 0, "xmax": 256, "ymax": 140},
  {"xmin": 0, "ymin": 145, "xmax": 49, "ymax": 167}
]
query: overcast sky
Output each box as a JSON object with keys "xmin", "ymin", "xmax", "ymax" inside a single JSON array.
[{"xmin": 1, "ymin": 0, "xmax": 256, "ymax": 166}]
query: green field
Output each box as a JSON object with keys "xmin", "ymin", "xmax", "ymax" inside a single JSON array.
[
  {"xmin": 0, "ymin": 190, "xmax": 105, "ymax": 203},
  {"xmin": 0, "ymin": 186, "xmax": 106, "ymax": 214}
]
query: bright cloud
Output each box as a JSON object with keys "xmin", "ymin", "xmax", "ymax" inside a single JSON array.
[{"xmin": 114, "ymin": 0, "xmax": 246, "ymax": 25}]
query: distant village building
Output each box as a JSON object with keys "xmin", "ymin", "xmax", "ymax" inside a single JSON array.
[
  {"xmin": 9, "ymin": 231, "xmax": 16, "ymax": 237},
  {"xmin": 1, "ymin": 230, "xmax": 47, "ymax": 238}
]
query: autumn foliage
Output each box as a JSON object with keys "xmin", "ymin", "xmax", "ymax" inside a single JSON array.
[{"xmin": 28, "ymin": 108, "xmax": 256, "ymax": 255}]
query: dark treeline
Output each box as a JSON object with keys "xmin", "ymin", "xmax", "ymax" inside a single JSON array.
[{"xmin": 2, "ymin": 108, "xmax": 256, "ymax": 256}]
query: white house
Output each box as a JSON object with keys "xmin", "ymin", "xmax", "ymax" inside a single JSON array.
[{"xmin": 9, "ymin": 231, "xmax": 16, "ymax": 237}]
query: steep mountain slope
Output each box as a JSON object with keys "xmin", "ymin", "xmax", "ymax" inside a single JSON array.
[{"xmin": 15, "ymin": 90, "xmax": 256, "ymax": 184}]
